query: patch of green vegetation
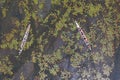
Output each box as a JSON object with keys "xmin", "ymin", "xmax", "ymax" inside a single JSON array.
[
  {"xmin": 87, "ymin": 4, "xmax": 102, "ymax": 17},
  {"xmin": 0, "ymin": 56, "xmax": 13, "ymax": 75},
  {"xmin": 60, "ymin": 70, "xmax": 71, "ymax": 80},
  {"xmin": 70, "ymin": 53, "xmax": 83, "ymax": 67},
  {"xmin": 20, "ymin": 72, "xmax": 25, "ymax": 80}
]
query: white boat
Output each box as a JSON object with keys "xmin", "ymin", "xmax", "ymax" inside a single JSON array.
[
  {"xmin": 75, "ymin": 21, "xmax": 91, "ymax": 51},
  {"xmin": 19, "ymin": 24, "xmax": 31, "ymax": 55}
]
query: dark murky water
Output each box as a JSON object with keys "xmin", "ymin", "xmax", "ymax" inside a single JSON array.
[{"xmin": 110, "ymin": 45, "xmax": 120, "ymax": 80}]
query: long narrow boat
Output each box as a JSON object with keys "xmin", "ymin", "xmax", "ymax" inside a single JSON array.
[
  {"xmin": 75, "ymin": 21, "xmax": 91, "ymax": 51},
  {"xmin": 19, "ymin": 24, "xmax": 31, "ymax": 55}
]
